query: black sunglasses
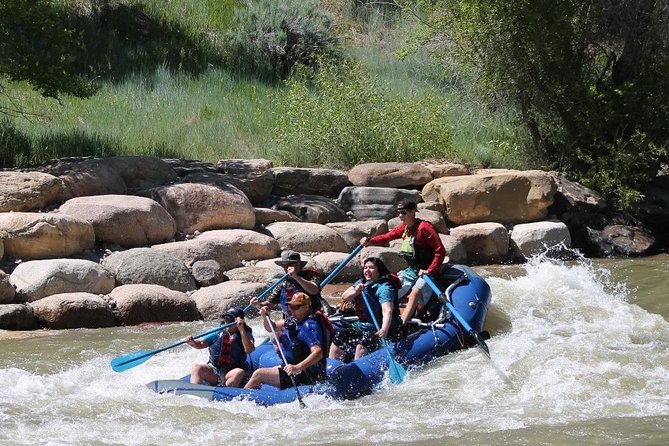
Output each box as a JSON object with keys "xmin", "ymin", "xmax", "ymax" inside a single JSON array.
[{"xmin": 397, "ymin": 209, "xmax": 409, "ymax": 215}]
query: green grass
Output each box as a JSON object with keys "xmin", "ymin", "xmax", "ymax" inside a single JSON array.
[
  {"xmin": 4, "ymin": 67, "xmax": 280, "ymax": 164},
  {"xmin": 1, "ymin": 0, "xmax": 531, "ymax": 170}
]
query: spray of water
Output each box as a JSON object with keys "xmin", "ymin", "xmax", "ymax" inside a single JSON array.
[{"xmin": 2, "ymin": 256, "xmax": 668, "ymax": 445}]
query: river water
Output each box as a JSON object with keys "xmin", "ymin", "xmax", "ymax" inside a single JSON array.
[{"xmin": 1, "ymin": 254, "xmax": 668, "ymax": 445}]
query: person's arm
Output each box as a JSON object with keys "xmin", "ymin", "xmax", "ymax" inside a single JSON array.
[
  {"xmin": 250, "ymin": 284, "xmax": 281, "ymax": 309},
  {"xmin": 361, "ymin": 224, "xmax": 405, "ymax": 247},
  {"xmin": 261, "ymin": 306, "xmax": 284, "ymax": 342},
  {"xmin": 289, "ymin": 267, "xmax": 319, "ymax": 295},
  {"xmin": 376, "ymin": 302, "xmax": 393, "ymax": 339},
  {"xmin": 418, "ymin": 222, "xmax": 446, "ymax": 275},
  {"xmin": 284, "ymin": 345, "xmax": 323, "ymax": 376},
  {"xmin": 237, "ymin": 318, "xmax": 255, "ymax": 354},
  {"xmin": 184, "ymin": 335, "xmax": 208, "ymax": 349},
  {"xmin": 341, "ymin": 281, "xmax": 363, "ymax": 302}
]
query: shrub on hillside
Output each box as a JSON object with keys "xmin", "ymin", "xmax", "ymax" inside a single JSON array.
[
  {"xmin": 224, "ymin": 0, "xmax": 340, "ymax": 80},
  {"xmin": 271, "ymin": 61, "xmax": 454, "ymax": 168}
]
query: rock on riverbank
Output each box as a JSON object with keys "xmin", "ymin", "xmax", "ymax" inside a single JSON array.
[{"xmin": 0, "ymin": 156, "xmax": 665, "ymax": 330}]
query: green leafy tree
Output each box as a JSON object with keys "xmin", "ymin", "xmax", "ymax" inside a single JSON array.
[
  {"xmin": 0, "ymin": 0, "xmax": 95, "ymax": 108},
  {"xmin": 401, "ymin": 0, "xmax": 669, "ymax": 208}
]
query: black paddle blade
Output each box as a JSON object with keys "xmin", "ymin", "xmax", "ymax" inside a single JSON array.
[{"xmin": 471, "ymin": 332, "xmax": 491, "ymax": 360}]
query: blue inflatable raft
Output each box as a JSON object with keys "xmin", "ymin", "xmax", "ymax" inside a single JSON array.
[{"xmin": 146, "ymin": 264, "xmax": 491, "ymax": 405}]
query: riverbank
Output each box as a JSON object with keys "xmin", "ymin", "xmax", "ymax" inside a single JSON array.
[{"xmin": 1, "ymin": 156, "xmax": 666, "ymax": 331}]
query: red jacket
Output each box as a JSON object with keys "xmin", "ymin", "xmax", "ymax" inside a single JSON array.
[{"xmin": 369, "ymin": 219, "xmax": 446, "ymax": 274}]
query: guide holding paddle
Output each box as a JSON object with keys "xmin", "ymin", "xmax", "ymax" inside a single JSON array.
[{"xmin": 360, "ymin": 198, "xmax": 446, "ymax": 325}]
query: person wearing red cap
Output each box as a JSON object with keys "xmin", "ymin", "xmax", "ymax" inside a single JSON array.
[
  {"xmin": 360, "ymin": 198, "xmax": 446, "ymax": 325},
  {"xmin": 184, "ymin": 308, "xmax": 255, "ymax": 387},
  {"xmin": 244, "ymin": 292, "xmax": 329, "ymax": 390}
]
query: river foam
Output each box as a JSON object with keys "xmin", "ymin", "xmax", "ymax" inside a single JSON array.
[{"xmin": 1, "ymin": 257, "xmax": 668, "ymax": 445}]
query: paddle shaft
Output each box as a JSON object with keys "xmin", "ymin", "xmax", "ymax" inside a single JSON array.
[
  {"xmin": 421, "ymin": 275, "xmax": 476, "ymax": 332},
  {"xmin": 421, "ymin": 274, "xmax": 491, "ymax": 359},
  {"xmin": 265, "ymin": 315, "xmax": 306, "ymax": 408},
  {"xmin": 360, "ymin": 289, "xmax": 405, "ymax": 383},
  {"xmin": 111, "ymin": 273, "xmax": 289, "ymax": 372},
  {"xmin": 319, "ymin": 244, "xmax": 363, "ymax": 288}
]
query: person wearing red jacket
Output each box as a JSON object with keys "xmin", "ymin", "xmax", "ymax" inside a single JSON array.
[{"xmin": 360, "ymin": 198, "xmax": 446, "ymax": 325}]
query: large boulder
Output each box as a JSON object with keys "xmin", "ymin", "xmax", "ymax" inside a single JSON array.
[
  {"xmin": 449, "ymin": 222, "xmax": 510, "ymax": 265},
  {"xmin": 190, "ymin": 280, "xmax": 268, "ymax": 320},
  {"xmin": 42, "ymin": 158, "xmax": 128, "ymax": 198},
  {"xmin": 0, "ymin": 270, "xmax": 15, "ymax": 304},
  {"xmin": 325, "ymin": 220, "xmax": 389, "ymax": 250},
  {"xmin": 266, "ymin": 222, "xmax": 349, "ymax": 253},
  {"xmin": 510, "ymin": 220, "xmax": 572, "ymax": 259},
  {"xmin": 224, "ymin": 266, "xmax": 288, "ymax": 285},
  {"xmin": 181, "ymin": 171, "xmax": 274, "ymax": 205},
  {"xmin": 102, "ymin": 248, "xmax": 197, "ymax": 292},
  {"xmin": 348, "ymin": 161, "xmax": 468, "ymax": 188},
  {"xmin": 271, "ymin": 167, "xmax": 349, "ymax": 198},
  {"xmin": 30, "ymin": 292, "xmax": 116, "ymax": 329},
  {"xmin": 273, "ymin": 195, "xmax": 348, "ymax": 224},
  {"xmin": 102, "ymin": 156, "xmax": 177, "ymax": 190},
  {"xmin": 254, "ymin": 208, "xmax": 300, "ymax": 226},
  {"xmin": 197, "ymin": 229, "xmax": 281, "ymax": 262},
  {"xmin": 0, "ymin": 212, "xmax": 95, "ymax": 259},
  {"xmin": 191, "ymin": 259, "xmax": 227, "ymax": 287},
  {"xmin": 216, "ymin": 158, "xmax": 273, "ymax": 174},
  {"xmin": 10, "ymin": 259, "xmax": 115, "ymax": 302},
  {"xmin": 337, "ymin": 186, "xmax": 422, "ymax": 220},
  {"xmin": 0, "ymin": 171, "xmax": 67, "ymax": 212},
  {"xmin": 143, "ymin": 182, "xmax": 255, "ymax": 234},
  {"xmin": 311, "ymin": 252, "xmax": 362, "ymax": 284},
  {"xmin": 590, "ymin": 224, "xmax": 658, "ymax": 257},
  {"xmin": 59, "ymin": 195, "xmax": 176, "ymax": 247},
  {"xmin": 0, "ymin": 304, "xmax": 39, "ymax": 330},
  {"xmin": 109, "ymin": 284, "xmax": 199, "ymax": 325},
  {"xmin": 423, "ymin": 170, "xmax": 557, "ymax": 225},
  {"xmin": 152, "ymin": 229, "xmax": 280, "ymax": 269},
  {"xmin": 440, "ymin": 234, "xmax": 468, "ymax": 264}
]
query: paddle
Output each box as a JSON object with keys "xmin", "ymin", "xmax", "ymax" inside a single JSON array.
[
  {"xmin": 316, "ymin": 244, "xmax": 364, "ymax": 314},
  {"xmin": 319, "ymin": 244, "xmax": 363, "ymax": 288},
  {"xmin": 422, "ymin": 274, "xmax": 513, "ymax": 386},
  {"xmin": 421, "ymin": 274, "xmax": 491, "ymax": 358},
  {"xmin": 110, "ymin": 273, "xmax": 289, "ymax": 373},
  {"xmin": 266, "ymin": 314, "xmax": 307, "ymax": 408},
  {"xmin": 360, "ymin": 289, "xmax": 406, "ymax": 384}
]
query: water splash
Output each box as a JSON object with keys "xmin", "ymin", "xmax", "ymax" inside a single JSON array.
[{"xmin": 1, "ymin": 257, "xmax": 668, "ymax": 445}]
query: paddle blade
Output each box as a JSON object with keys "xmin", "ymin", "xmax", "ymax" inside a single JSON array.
[
  {"xmin": 111, "ymin": 350, "xmax": 154, "ymax": 372},
  {"xmin": 471, "ymin": 332, "xmax": 491, "ymax": 360},
  {"xmin": 388, "ymin": 357, "xmax": 406, "ymax": 384}
]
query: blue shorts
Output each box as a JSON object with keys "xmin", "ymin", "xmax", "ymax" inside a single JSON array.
[{"xmin": 398, "ymin": 267, "xmax": 432, "ymax": 305}]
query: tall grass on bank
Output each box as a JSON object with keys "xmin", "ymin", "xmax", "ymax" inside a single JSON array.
[
  {"xmin": 1, "ymin": 68, "xmax": 280, "ymax": 166},
  {"xmin": 270, "ymin": 61, "xmax": 454, "ymax": 168}
]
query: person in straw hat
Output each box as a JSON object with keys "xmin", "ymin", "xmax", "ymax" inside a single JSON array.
[{"xmin": 250, "ymin": 250, "xmax": 323, "ymax": 314}]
